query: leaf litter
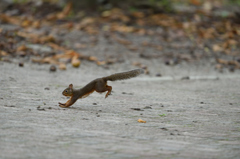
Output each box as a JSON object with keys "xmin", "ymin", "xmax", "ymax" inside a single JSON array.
[{"xmin": 0, "ymin": 1, "xmax": 239, "ymax": 72}]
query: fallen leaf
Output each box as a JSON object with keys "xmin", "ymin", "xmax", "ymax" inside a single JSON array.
[
  {"xmin": 138, "ymin": 119, "xmax": 146, "ymax": 123},
  {"xmin": 212, "ymin": 44, "xmax": 223, "ymax": 52},
  {"xmin": 59, "ymin": 63, "xmax": 67, "ymax": 70},
  {"xmin": 131, "ymin": 11, "xmax": 145, "ymax": 18},
  {"xmin": 57, "ymin": 2, "xmax": 72, "ymax": 19},
  {"xmin": 96, "ymin": 60, "xmax": 106, "ymax": 65},
  {"xmin": 0, "ymin": 51, "xmax": 8, "ymax": 56},
  {"xmin": 89, "ymin": 56, "xmax": 98, "ymax": 61},
  {"xmin": 128, "ymin": 45, "xmax": 138, "ymax": 51},
  {"xmin": 17, "ymin": 45, "xmax": 28, "ymax": 52},
  {"xmin": 21, "ymin": 19, "xmax": 32, "ymax": 27},
  {"xmin": 32, "ymin": 20, "xmax": 41, "ymax": 29},
  {"xmin": 190, "ymin": 0, "xmax": 201, "ymax": 5},
  {"xmin": 114, "ymin": 37, "xmax": 132, "ymax": 45},
  {"xmin": 47, "ymin": 42, "xmax": 67, "ymax": 51}
]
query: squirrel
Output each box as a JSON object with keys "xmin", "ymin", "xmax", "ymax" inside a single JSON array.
[{"xmin": 58, "ymin": 69, "xmax": 144, "ymax": 108}]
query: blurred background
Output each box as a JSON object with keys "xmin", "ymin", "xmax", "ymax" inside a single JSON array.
[{"xmin": 0, "ymin": 0, "xmax": 240, "ymax": 74}]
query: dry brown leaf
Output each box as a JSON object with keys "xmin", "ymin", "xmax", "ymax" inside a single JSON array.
[
  {"xmin": 216, "ymin": 59, "xmax": 240, "ymax": 68},
  {"xmin": 215, "ymin": 64, "xmax": 223, "ymax": 70},
  {"xmin": 199, "ymin": 28, "xmax": 215, "ymax": 39},
  {"xmin": 96, "ymin": 61, "xmax": 106, "ymax": 65},
  {"xmin": 65, "ymin": 50, "xmax": 81, "ymax": 58},
  {"xmin": 17, "ymin": 31, "xmax": 56, "ymax": 44},
  {"xmin": 21, "ymin": 19, "xmax": 32, "ymax": 27},
  {"xmin": 228, "ymin": 61, "xmax": 240, "ymax": 68},
  {"xmin": 108, "ymin": 8, "xmax": 130, "ymax": 22},
  {"xmin": 53, "ymin": 50, "xmax": 80, "ymax": 61},
  {"xmin": 115, "ymin": 37, "xmax": 132, "ymax": 45},
  {"xmin": 17, "ymin": 31, "xmax": 38, "ymax": 40},
  {"xmin": 57, "ymin": 2, "xmax": 72, "ymax": 19},
  {"xmin": 136, "ymin": 28, "xmax": 146, "ymax": 35},
  {"xmin": 46, "ymin": 13, "xmax": 57, "ymax": 21},
  {"xmin": 128, "ymin": 46, "xmax": 138, "ymax": 51},
  {"xmin": 190, "ymin": 0, "xmax": 201, "ymax": 5},
  {"xmin": 216, "ymin": 58, "xmax": 228, "ymax": 65},
  {"xmin": 85, "ymin": 26, "xmax": 99, "ymax": 35},
  {"xmin": 47, "ymin": 43, "xmax": 67, "ymax": 51},
  {"xmin": 141, "ymin": 41, "xmax": 149, "ymax": 47},
  {"xmin": 0, "ymin": 14, "xmax": 20, "ymax": 25},
  {"xmin": 212, "ymin": 44, "xmax": 223, "ymax": 52},
  {"xmin": 132, "ymin": 62, "xmax": 142, "ymax": 67},
  {"xmin": 42, "ymin": 57, "xmax": 58, "ymax": 64},
  {"xmin": 228, "ymin": 39, "xmax": 238, "ymax": 46},
  {"xmin": 38, "ymin": 35, "xmax": 55, "ymax": 43},
  {"xmin": 32, "ymin": 20, "xmax": 41, "ymax": 29},
  {"xmin": 17, "ymin": 45, "xmax": 28, "ymax": 52},
  {"xmin": 138, "ymin": 119, "xmax": 146, "ymax": 123},
  {"xmin": 89, "ymin": 56, "xmax": 98, "ymax": 61},
  {"xmin": 32, "ymin": 57, "xmax": 58, "ymax": 65},
  {"xmin": 74, "ymin": 43, "xmax": 87, "ymax": 49},
  {"xmin": 59, "ymin": 63, "xmax": 67, "ymax": 70},
  {"xmin": 111, "ymin": 24, "xmax": 134, "ymax": 33},
  {"xmin": 0, "ymin": 51, "xmax": 8, "ymax": 56},
  {"xmin": 80, "ymin": 17, "xmax": 95, "ymax": 26},
  {"xmin": 131, "ymin": 11, "xmax": 145, "ymax": 18}
]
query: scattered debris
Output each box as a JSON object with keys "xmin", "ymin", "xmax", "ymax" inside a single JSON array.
[
  {"xmin": 160, "ymin": 127, "xmax": 168, "ymax": 131},
  {"xmin": 4, "ymin": 105, "xmax": 15, "ymax": 107},
  {"xmin": 49, "ymin": 65, "xmax": 57, "ymax": 72},
  {"xmin": 159, "ymin": 114, "xmax": 166, "ymax": 117},
  {"xmin": 143, "ymin": 106, "xmax": 152, "ymax": 109},
  {"xmin": 37, "ymin": 106, "xmax": 45, "ymax": 111},
  {"xmin": 18, "ymin": 62, "xmax": 24, "ymax": 67},
  {"xmin": 137, "ymin": 119, "xmax": 146, "ymax": 123},
  {"xmin": 181, "ymin": 76, "xmax": 190, "ymax": 80},
  {"xmin": 0, "ymin": 1, "xmax": 239, "ymax": 72},
  {"xmin": 131, "ymin": 108, "xmax": 144, "ymax": 111},
  {"xmin": 155, "ymin": 73, "xmax": 162, "ymax": 77}
]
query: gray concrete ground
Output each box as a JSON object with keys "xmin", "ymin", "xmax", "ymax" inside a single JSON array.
[{"xmin": 0, "ymin": 62, "xmax": 240, "ymax": 159}]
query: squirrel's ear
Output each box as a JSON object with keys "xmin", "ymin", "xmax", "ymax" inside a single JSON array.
[{"xmin": 69, "ymin": 84, "xmax": 73, "ymax": 88}]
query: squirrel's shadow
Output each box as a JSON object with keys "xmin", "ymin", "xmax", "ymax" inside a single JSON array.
[{"xmin": 62, "ymin": 106, "xmax": 99, "ymax": 112}]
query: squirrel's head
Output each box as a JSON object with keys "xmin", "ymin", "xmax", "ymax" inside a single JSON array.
[{"xmin": 62, "ymin": 84, "xmax": 73, "ymax": 96}]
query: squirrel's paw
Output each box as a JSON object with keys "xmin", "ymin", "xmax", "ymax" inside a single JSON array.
[{"xmin": 58, "ymin": 102, "xmax": 66, "ymax": 107}]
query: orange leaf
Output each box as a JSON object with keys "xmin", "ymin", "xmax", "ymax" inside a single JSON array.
[
  {"xmin": 114, "ymin": 37, "xmax": 132, "ymax": 45},
  {"xmin": 212, "ymin": 44, "xmax": 223, "ymax": 52},
  {"xmin": 138, "ymin": 119, "xmax": 146, "ymax": 123},
  {"xmin": 59, "ymin": 63, "xmax": 67, "ymax": 70},
  {"xmin": 89, "ymin": 56, "xmax": 98, "ymax": 61},
  {"xmin": 32, "ymin": 20, "xmax": 41, "ymax": 29},
  {"xmin": 17, "ymin": 45, "xmax": 27, "ymax": 52}
]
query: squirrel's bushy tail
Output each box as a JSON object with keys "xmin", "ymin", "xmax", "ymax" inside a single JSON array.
[{"xmin": 103, "ymin": 69, "xmax": 144, "ymax": 81}]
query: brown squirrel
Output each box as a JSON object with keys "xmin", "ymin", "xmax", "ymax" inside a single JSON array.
[{"xmin": 58, "ymin": 69, "xmax": 144, "ymax": 108}]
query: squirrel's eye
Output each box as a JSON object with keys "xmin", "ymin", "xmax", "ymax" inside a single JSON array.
[{"xmin": 65, "ymin": 90, "xmax": 68, "ymax": 92}]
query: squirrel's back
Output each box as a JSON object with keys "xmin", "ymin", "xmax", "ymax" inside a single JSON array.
[{"xmin": 102, "ymin": 69, "xmax": 144, "ymax": 81}]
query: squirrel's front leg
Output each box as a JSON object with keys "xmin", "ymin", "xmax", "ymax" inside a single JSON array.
[
  {"xmin": 58, "ymin": 101, "xmax": 72, "ymax": 108},
  {"xmin": 59, "ymin": 96, "xmax": 78, "ymax": 108},
  {"xmin": 58, "ymin": 102, "xmax": 69, "ymax": 108}
]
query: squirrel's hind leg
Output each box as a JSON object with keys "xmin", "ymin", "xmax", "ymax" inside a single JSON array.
[
  {"xmin": 104, "ymin": 85, "xmax": 112, "ymax": 98},
  {"xmin": 95, "ymin": 82, "xmax": 112, "ymax": 98}
]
